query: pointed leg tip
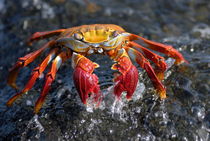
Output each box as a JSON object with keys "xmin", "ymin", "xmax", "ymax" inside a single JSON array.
[
  {"xmin": 6, "ymin": 101, "xmax": 13, "ymax": 107},
  {"xmin": 34, "ymin": 109, "xmax": 39, "ymax": 114},
  {"xmin": 174, "ymin": 56, "xmax": 189, "ymax": 65},
  {"xmin": 8, "ymin": 82, "xmax": 19, "ymax": 90},
  {"xmin": 6, "ymin": 93, "xmax": 21, "ymax": 107},
  {"xmin": 26, "ymin": 37, "xmax": 33, "ymax": 46},
  {"xmin": 27, "ymin": 41, "xmax": 33, "ymax": 46},
  {"xmin": 174, "ymin": 60, "xmax": 181, "ymax": 65},
  {"xmin": 157, "ymin": 89, "xmax": 166, "ymax": 99},
  {"xmin": 34, "ymin": 101, "xmax": 43, "ymax": 114}
]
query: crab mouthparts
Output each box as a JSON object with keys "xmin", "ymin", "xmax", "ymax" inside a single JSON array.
[{"xmin": 87, "ymin": 46, "xmax": 104, "ymax": 54}]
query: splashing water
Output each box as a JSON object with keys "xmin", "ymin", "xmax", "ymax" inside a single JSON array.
[
  {"xmin": 21, "ymin": 115, "xmax": 44, "ymax": 140},
  {"xmin": 166, "ymin": 58, "xmax": 176, "ymax": 71},
  {"xmin": 165, "ymin": 58, "xmax": 176, "ymax": 79},
  {"xmin": 85, "ymin": 81, "xmax": 145, "ymax": 115}
]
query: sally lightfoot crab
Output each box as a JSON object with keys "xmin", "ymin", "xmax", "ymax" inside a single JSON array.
[{"xmin": 6, "ymin": 24, "xmax": 187, "ymax": 113}]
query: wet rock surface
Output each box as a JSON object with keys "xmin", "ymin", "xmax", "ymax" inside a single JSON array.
[{"xmin": 0, "ymin": 0, "xmax": 210, "ymax": 140}]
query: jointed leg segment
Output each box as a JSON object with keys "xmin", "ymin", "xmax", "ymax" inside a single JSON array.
[
  {"xmin": 28, "ymin": 29, "xmax": 66, "ymax": 45},
  {"xmin": 130, "ymin": 34, "xmax": 187, "ymax": 65},
  {"xmin": 6, "ymin": 48, "xmax": 60, "ymax": 107},
  {"xmin": 7, "ymin": 40, "xmax": 56, "ymax": 90},
  {"xmin": 34, "ymin": 51, "xmax": 71, "ymax": 113},
  {"xmin": 128, "ymin": 41, "xmax": 167, "ymax": 80}
]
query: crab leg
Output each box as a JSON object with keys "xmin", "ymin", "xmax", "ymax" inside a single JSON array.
[
  {"xmin": 7, "ymin": 40, "xmax": 55, "ymax": 90},
  {"xmin": 129, "ymin": 34, "xmax": 187, "ymax": 65},
  {"xmin": 72, "ymin": 53, "xmax": 102, "ymax": 105},
  {"xmin": 124, "ymin": 47, "xmax": 166, "ymax": 99},
  {"xmin": 6, "ymin": 48, "xmax": 59, "ymax": 107},
  {"xmin": 128, "ymin": 41, "xmax": 167, "ymax": 80},
  {"xmin": 107, "ymin": 48, "xmax": 139, "ymax": 99},
  {"xmin": 28, "ymin": 29, "xmax": 66, "ymax": 45},
  {"xmin": 34, "ymin": 51, "xmax": 71, "ymax": 114}
]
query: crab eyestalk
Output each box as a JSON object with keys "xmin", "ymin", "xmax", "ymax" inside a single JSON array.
[{"xmin": 72, "ymin": 53, "xmax": 102, "ymax": 105}]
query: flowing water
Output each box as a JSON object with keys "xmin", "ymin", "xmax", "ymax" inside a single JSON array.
[{"xmin": 0, "ymin": 0, "xmax": 209, "ymax": 140}]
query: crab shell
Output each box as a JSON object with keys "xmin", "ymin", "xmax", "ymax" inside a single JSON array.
[{"xmin": 56, "ymin": 24, "xmax": 131, "ymax": 54}]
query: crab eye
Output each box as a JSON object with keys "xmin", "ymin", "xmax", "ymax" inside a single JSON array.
[
  {"xmin": 112, "ymin": 31, "xmax": 119, "ymax": 37},
  {"xmin": 73, "ymin": 33, "xmax": 83, "ymax": 40}
]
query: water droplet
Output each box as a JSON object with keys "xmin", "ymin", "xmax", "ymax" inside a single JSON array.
[
  {"xmin": 166, "ymin": 58, "xmax": 175, "ymax": 70},
  {"xmin": 26, "ymin": 100, "xmax": 32, "ymax": 106},
  {"xmin": 23, "ymin": 20, "xmax": 28, "ymax": 30},
  {"xmin": 191, "ymin": 106, "xmax": 205, "ymax": 121}
]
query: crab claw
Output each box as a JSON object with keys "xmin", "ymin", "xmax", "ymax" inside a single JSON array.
[
  {"xmin": 111, "ymin": 49, "xmax": 139, "ymax": 99},
  {"xmin": 72, "ymin": 53, "xmax": 102, "ymax": 105},
  {"xmin": 125, "ymin": 47, "xmax": 166, "ymax": 99}
]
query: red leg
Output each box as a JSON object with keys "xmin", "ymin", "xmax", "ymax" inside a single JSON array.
[
  {"xmin": 124, "ymin": 47, "xmax": 166, "ymax": 99},
  {"xmin": 72, "ymin": 53, "xmax": 102, "ymax": 105},
  {"xmin": 34, "ymin": 51, "xmax": 71, "ymax": 114},
  {"xmin": 6, "ymin": 48, "xmax": 59, "ymax": 107},
  {"xmin": 28, "ymin": 29, "xmax": 66, "ymax": 45},
  {"xmin": 129, "ymin": 34, "xmax": 188, "ymax": 65},
  {"xmin": 7, "ymin": 40, "xmax": 55, "ymax": 90},
  {"xmin": 128, "ymin": 41, "xmax": 167, "ymax": 80},
  {"xmin": 107, "ymin": 48, "xmax": 139, "ymax": 99}
]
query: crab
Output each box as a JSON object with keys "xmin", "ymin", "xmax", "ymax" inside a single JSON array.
[{"xmin": 6, "ymin": 24, "xmax": 187, "ymax": 113}]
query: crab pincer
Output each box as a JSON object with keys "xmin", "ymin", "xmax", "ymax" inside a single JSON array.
[
  {"xmin": 72, "ymin": 53, "xmax": 102, "ymax": 105},
  {"xmin": 109, "ymin": 48, "xmax": 139, "ymax": 99},
  {"xmin": 125, "ymin": 47, "xmax": 166, "ymax": 99}
]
